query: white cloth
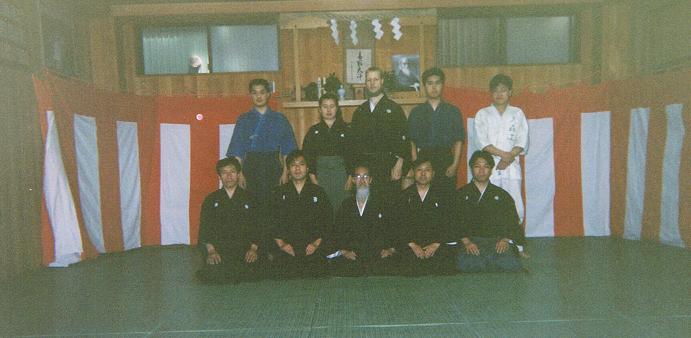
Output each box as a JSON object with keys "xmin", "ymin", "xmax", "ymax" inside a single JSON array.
[{"xmin": 474, "ymin": 104, "xmax": 529, "ymax": 222}]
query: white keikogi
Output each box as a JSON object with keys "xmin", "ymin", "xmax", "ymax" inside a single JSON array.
[{"xmin": 473, "ymin": 104, "xmax": 529, "ymax": 223}]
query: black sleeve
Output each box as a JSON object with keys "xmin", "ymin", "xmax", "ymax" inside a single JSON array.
[
  {"xmin": 392, "ymin": 103, "xmax": 410, "ymax": 161},
  {"xmin": 390, "ymin": 192, "xmax": 411, "ymax": 249},
  {"xmin": 197, "ymin": 194, "xmax": 216, "ymax": 246},
  {"xmin": 454, "ymin": 190, "xmax": 470, "ymax": 241},
  {"xmin": 268, "ymin": 187, "xmax": 286, "ymax": 241},
  {"xmin": 302, "ymin": 127, "xmax": 319, "ymax": 176},
  {"xmin": 312, "ymin": 188, "xmax": 333, "ymax": 243},
  {"xmin": 501, "ymin": 191, "xmax": 521, "ymax": 241},
  {"xmin": 244, "ymin": 193, "xmax": 263, "ymax": 247},
  {"xmin": 333, "ymin": 199, "xmax": 350, "ymax": 250}
]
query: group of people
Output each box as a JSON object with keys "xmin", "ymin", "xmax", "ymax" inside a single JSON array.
[{"xmin": 197, "ymin": 67, "xmax": 530, "ymax": 284}]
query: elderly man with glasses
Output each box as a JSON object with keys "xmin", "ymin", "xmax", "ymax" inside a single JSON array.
[{"xmin": 329, "ymin": 162, "xmax": 399, "ymax": 276}]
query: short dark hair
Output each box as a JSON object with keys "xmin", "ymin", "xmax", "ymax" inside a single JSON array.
[
  {"xmin": 249, "ymin": 78, "xmax": 271, "ymax": 93},
  {"xmin": 421, "ymin": 67, "xmax": 445, "ymax": 84},
  {"xmin": 285, "ymin": 150, "xmax": 307, "ymax": 167},
  {"xmin": 469, "ymin": 150, "xmax": 495, "ymax": 168},
  {"xmin": 411, "ymin": 158, "xmax": 433, "ymax": 170},
  {"xmin": 489, "ymin": 74, "xmax": 513, "ymax": 91},
  {"xmin": 365, "ymin": 66, "xmax": 383, "ymax": 79},
  {"xmin": 216, "ymin": 157, "xmax": 242, "ymax": 175}
]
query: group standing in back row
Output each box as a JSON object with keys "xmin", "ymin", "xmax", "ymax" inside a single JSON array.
[{"xmin": 199, "ymin": 67, "xmax": 529, "ymax": 283}]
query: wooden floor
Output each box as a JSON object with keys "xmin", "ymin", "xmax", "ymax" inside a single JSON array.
[{"xmin": 2, "ymin": 237, "xmax": 689, "ymax": 337}]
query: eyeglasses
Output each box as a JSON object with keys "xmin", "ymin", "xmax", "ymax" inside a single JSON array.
[{"xmin": 352, "ymin": 174, "xmax": 370, "ymax": 180}]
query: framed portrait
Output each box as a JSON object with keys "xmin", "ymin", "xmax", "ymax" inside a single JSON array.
[
  {"xmin": 392, "ymin": 54, "xmax": 420, "ymax": 91},
  {"xmin": 345, "ymin": 49, "xmax": 372, "ymax": 84}
]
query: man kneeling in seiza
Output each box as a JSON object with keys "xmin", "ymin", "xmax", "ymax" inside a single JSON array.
[
  {"xmin": 196, "ymin": 157, "xmax": 265, "ymax": 284},
  {"xmin": 330, "ymin": 162, "xmax": 398, "ymax": 276},
  {"xmin": 396, "ymin": 158, "xmax": 458, "ymax": 276},
  {"xmin": 268, "ymin": 150, "xmax": 333, "ymax": 279},
  {"xmin": 456, "ymin": 150, "xmax": 524, "ymax": 272}
]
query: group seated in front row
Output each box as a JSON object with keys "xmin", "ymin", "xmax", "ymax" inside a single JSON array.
[{"xmin": 196, "ymin": 150, "xmax": 524, "ymax": 284}]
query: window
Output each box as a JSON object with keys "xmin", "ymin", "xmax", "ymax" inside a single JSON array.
[
  {"xmin": 210, "ymin": 25, "xmax": 279, "ymax": 72},
  {"xmin": 142, "ymin": 26, "xmax": 208, "ymax": 75},
  {"xmin": 438, "ymin": 11, "xmax": 578, "ymax": 66},
  {"xmin": 140, "ymin": 24, "xmax": 279, "ymax": 75}
]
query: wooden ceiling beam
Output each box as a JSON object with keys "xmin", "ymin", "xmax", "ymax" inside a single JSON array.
[{"xmin": 111, "ymin": 0, "xmax": 602, "ymax": 17}]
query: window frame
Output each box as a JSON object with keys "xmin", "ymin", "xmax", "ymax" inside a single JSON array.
[
  {"xmin": 437, "ymin": 6, "xmax": 582, "ymax": 67},
  {"xmin": 133, "ymin": 15, "xmax": 281, "ymax": 76}
]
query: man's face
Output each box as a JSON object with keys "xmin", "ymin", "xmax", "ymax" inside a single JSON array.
[
  {"xmin": 250, "ymin": 84, "xmax": 270, "ymax": 108},
  {"xmin": 414, "ymin": 161, "xmax": 434, "ymax": 186},
  {"xmin": 424, "ymin": 75, "xmax": 443, "ymax": 100},
  {"xmin": 352, "ymin": 166, "xmax": 371, "ymax": 189},
  {"xmin": 319, "ymin": 98, "xmax": 337, "ymax": 120},
  {"xmin": 491, "ymin": 84, "xmax": 511, "ymax": 107},
  {"xmin": 471, "ymin": 158, "xmax": 492, "ymax": 184},
  {"xmin": 218, "ymin": 165, "xmax": 239, "ymax": 190},
  {"xmin": 365, "ymin": 70, "xmax": 383, "ymax": 97},
  {"xmin": 288, "ymin": 156, "xmax": 308, "ymax": 181}
]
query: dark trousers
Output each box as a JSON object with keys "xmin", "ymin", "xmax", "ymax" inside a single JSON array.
[
  {"xmin": 196, "ymin": 252, "xmax": 266, "ymax": 284},
  {"xmin": 457, "ymin": 237, "xmax": 523, "ymax": 273},
  {"xmin": 398, "ymin": 244, "xmax": 458, "ymax": 276},
  {"xmin": 328, "ymin": 251, "xmax": 401, "ymax": 277},
  {"xmin": 244, "ymin": 151, "xmax": 281, "ymax": 206},
  {"xmin": 268, "ymin": 244, "xmax": 328, "ymax": 279}
]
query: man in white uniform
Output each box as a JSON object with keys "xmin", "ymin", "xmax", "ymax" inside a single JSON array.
[{"xmin": 473, "ymin": 74, "xmax": 529, "ymax": 255}]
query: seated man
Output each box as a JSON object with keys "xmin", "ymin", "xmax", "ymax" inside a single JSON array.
[
  {"xmin": 196, "ymin": 157, "xmax": 264, "ymax": 284},
  {"xmin": 269, "ymin": 150, "xmax": 333, "ymax": 279},
  {"xmin": 397, "ymin": 159, "xmax": 457, "ymax": 276},
  {"xmin": 456, "ymin": 151, "xmax": 524, "ymax": 273},
  {"xmin": 330, "ymin": 163, "xmax": 398, "ymax": 277}
]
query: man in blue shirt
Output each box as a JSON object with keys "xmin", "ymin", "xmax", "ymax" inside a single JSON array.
[
  {"xmin": 407, "ymin": 68, "xmax": 465, "ymax": 192},
  {"xmin": 226, "ymin": 79, "xmax": 297, "ymax": 204}
]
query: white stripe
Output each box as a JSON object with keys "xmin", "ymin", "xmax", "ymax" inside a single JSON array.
[
  {"xmin": 219, "ymin": 124, "xmax": 235, "ymax": 160},
  {"xmin": 73, "ymin": 114, "xmax": 106, "ymax": 253},
  {"xmin": 659, "ymin": 104, "xmax": 685, "ymax": 247},
  {"xmin": 623, "ymin": 108, "xmax": 649, "ymax": 240},
  {"xmin": 465, "ymin": 118, "xmax": 478, "ymax": 184},
  {"xmin": 160, "ymin": 123, "xmax": 191, "ymax": 245},
  {"xmin": 116, "ymin": 121, "xmax": 142, "ymax": 250},
  {"xmin": 580, "ymin": 112, "xmax": 611, "ymax": 236},
  {"xmin": 219, "ymin": 124, "xmax": 236, "ymax": 188},
  {"xmin": 43, "ymin": 111, "xmax": 83, "ymax": 267},
  {"xmin": 524, "ymin": 118, "xmax": 555, "ymax": 237}
]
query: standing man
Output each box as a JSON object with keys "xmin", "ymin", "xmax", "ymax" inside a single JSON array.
[
  {"xmin": 473, "ymin": 74, "xmax": 529, "ymax": 255},
  {"xmin": 269, "ymin": 150, "xmax": 332, "ymax": 279},
  {"xmin": 456, "ymin": 151, "xmax": 523, "ymax": 273},
  {"xmin": 349, "ymin": 66, "xmax": 409, "ymax": 197},
  {"xmin": 196, "ymin": 158, "xmax": 264, "ymax": 284},
  {"xmin": 227, "ymin": 78, "xmax": 297, "ymax": 204},
  {"xmin": 407, "ymin": 67, "xmax": 465, "ymax": 192}
]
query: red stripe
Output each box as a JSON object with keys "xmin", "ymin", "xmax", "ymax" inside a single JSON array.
[
  {"xmin": 34, "ymin": 77, "xmax": 57, "ymax": 266},
  {"xmin": 640, "ymin": 105, "xmax": 666, "ymax": 242},
  {"xmin": 96, "ymin": 117, "xmax": 124, "ymax": 252},
  {"xmin": 680, "ymin": 105, "xmax": 691, "ymax": 248},
  {"xmin": 141, "ymin": 119, "xmax": 161, "ymax": 246}
]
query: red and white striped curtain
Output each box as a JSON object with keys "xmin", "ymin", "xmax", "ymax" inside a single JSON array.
[{"xmin": 34, "ymin": 70, "xmax": 690, "ymax": 267}]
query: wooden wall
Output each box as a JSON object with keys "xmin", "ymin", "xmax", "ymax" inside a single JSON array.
[
  {"xmin": 86, "ymin": 0, "xmax": 691, "ymax": 99},
  {"xmin": 1, "ymin": 0, "xmax": 44, "ymax": 283}
]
